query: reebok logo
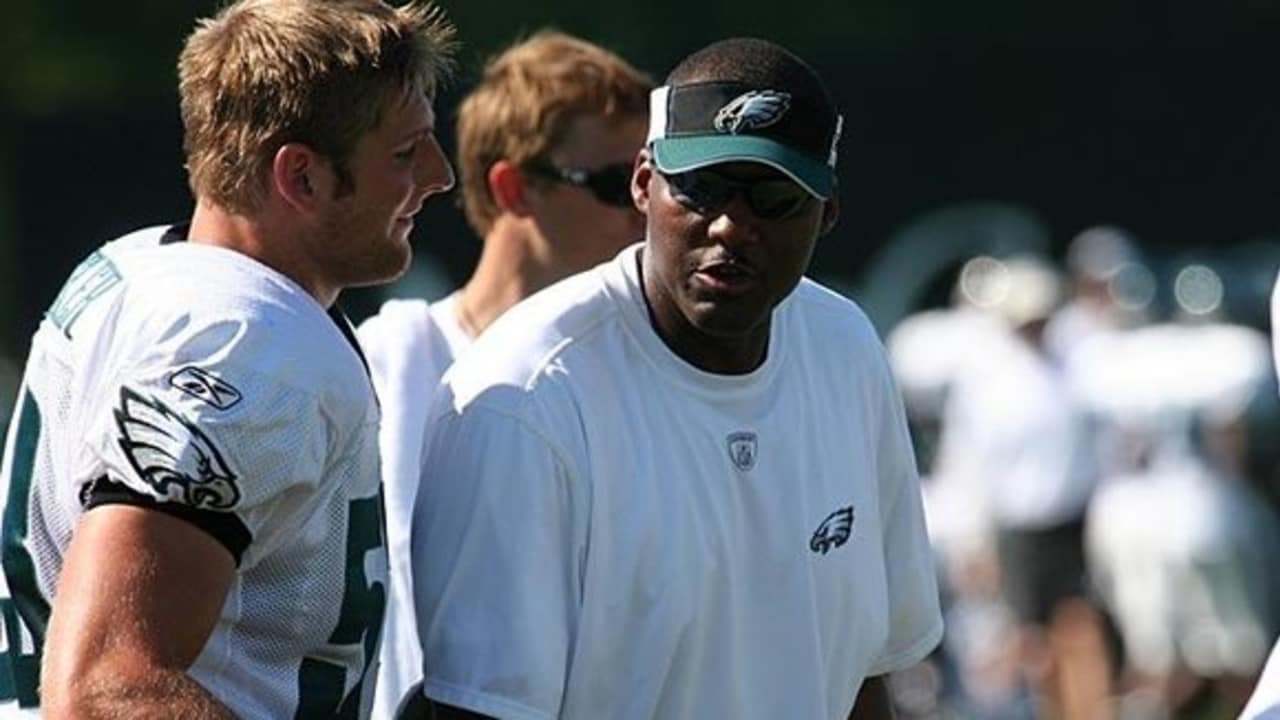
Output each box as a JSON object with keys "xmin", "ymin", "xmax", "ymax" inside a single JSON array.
[{"xmin": 169, "ymin": 366, "xmax": 242, "ymax": 410}]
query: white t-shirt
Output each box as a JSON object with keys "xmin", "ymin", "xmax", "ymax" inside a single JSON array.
[
  {"xmin": 1240, "ymin": 274, "xmax": 1280, "ymax": 719},
  {"xmin": 0, "ymin": 225, "xmax": 387, "ymax": 719},
  {"xmin": 413, "ymin": 244, "xmax": 943, "ymax": 720},
  {"xmin": 357, "ymin": 293, "xmax": 469, "ymax": 719}
]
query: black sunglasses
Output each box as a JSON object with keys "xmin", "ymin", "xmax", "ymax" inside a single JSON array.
[
  {"xmin": 660, "ymin": 168, "xmax": 814, "ymax": 220},
  {"xmin": 523, "ymin": 160, "xmax": 634, "ymax": 208}
]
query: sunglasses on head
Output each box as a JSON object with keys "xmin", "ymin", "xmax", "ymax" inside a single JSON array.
[
  {"xmin": 660, "ymin": 168, "xmax": 814, "ymax": 220},
  {"xmin": 523, "ymin": 160, "xmax": 634, "ymax": 208}
]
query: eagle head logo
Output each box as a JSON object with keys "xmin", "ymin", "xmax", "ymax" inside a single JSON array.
[
  {"xmin": 713, "ymin": 90, "xmax": 791, "ymax": 135},
  {"xmin": 810, "ymin": 506, "xmax": 854, "ymax": 554},
  {"xmin": 114, "ymin": 387, "xmax": 241, "ymax": 510}
]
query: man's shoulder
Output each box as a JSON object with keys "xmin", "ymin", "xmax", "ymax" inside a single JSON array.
[
  {"xmin": 98, "ymin": 242, "xmax": 367, "ymax": 397},
  {"xmin": 357, "ymin": 297, "xmax": 434, "ymax": 346},
  {"xmin": 445, "ymin": 270, "xmax": 616, "ymax": 408},
  {"xmin": 357, "ymin": 295, "xmax": 463, "ymax": 401},
  {"xmin": 789, "ymin": 278, "xmax": 881, "ymax": 343}
]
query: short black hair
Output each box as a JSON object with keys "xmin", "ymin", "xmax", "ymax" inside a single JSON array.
[{"xmin": 667, "ymin": 38, "xmax": 835, "ymax": 120}]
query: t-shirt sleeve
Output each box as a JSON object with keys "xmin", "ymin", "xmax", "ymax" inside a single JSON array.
[
  {"xmin": 79, "ymin": 318, "xmax": 329, "ymax": 569},
  {"xmin": 412, "ymin": 396, "xmax": 582, "ymax": 720},
  {"xmin": 868, "ymin": 352, "xmax": 944, "ymax": 676}
]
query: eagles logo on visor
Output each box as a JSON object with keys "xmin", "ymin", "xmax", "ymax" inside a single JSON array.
[
  {"xmin": 647, "ymin": 81, "xmax": 842, "ymax": 199},
  {"xmin": 713, "ymin": 90, "xmax": 791, "ymax": 134}
]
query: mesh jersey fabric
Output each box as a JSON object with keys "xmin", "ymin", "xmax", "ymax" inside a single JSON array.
[
  {"xmin": 0, "ymin": 225, "xmax": 387, "ymax": 718},
  {"xmin": 413, "ymin": 243, "xmax": 943, "ymax": 720}
]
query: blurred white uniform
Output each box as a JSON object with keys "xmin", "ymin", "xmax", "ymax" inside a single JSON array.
[
  {"xmin": 1087, "ymin": 455, "xmax": 1278, "ymax": 679},
  {"xmin": 937, "ymin": 329, "xmax": 1097, "ymax": 532},
  {"xmin": 356, "ymin": 295, "xmax": 469, "ymax": 718},
  {"xmin": 1239, "ymin": 274, "xmax": 1280, "ymax": 719},
  {"xmin": 0, "ymin": 225, "xmax": 387, "ymax": 718},
  {"xmin": 413, "ymin": 245, "xmax": 943, "ymax": 720}
]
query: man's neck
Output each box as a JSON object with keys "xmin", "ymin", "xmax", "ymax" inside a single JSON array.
[
  {"xmin": 188, "ymin": 201, "xmax": 336, "ymax": 307},
  {"xmin": 457, "ymin": 218, "xmax": 565, "ymax": 337}
]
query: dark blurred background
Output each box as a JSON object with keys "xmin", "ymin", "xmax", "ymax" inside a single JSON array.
[{"xmin": 2, "ymin": 0, "xmax": 1278, "ymax": 358}]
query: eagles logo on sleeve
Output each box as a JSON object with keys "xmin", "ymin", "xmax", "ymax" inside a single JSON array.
[
  {"xmin": 113, "ymin": 386, "xmax": 241, "ymax": 510},
  {"xmin": 713, "ymin": 90, "xmax": 791, "ymax": 134}
]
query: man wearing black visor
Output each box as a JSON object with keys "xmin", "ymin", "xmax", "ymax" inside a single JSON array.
[{"xmin": 409, "ymin": 37, "xmax": 942, "ymax": 720}]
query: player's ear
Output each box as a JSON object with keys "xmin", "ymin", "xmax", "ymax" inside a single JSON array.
[
  {"xmin": 272, "ymin": 142, "xmax": 328, "ymax": 214},
  {"xmin": 632, "ymin": 148, "xmax": 654, "ymax": 214},
  {"xmin": 818, "ymin": 194, "xmax": 840, "ymax": 237},
  {"xmin": 488, "ymin": 160, "xmax": 531, "ymax": 217}
]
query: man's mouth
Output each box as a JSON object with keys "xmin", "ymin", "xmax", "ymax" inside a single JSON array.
[{"xmin": 693, "ymin": 258, "xmax": 759, "ymax": 293}]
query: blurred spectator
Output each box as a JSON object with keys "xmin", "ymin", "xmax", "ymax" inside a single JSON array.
[
  {"xmin": 1043, "ymin": 225, "xmax": 1151, "ymax": 366},
  {"xmin": 1077, "ymin": 315, "xmax": 1279, "ymax": 718},
  {"xmin": 932, "ymin": 255, "xmax": 1112, "ymax": 720}
]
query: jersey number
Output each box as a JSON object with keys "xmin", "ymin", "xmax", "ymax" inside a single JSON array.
[
  {"xmin": 0, "ymin": 388, "xmax": 51, "ymax": 707},
  {"xmin": 295, "ymin": 495, "xmax": 387, "ymax": 719}
]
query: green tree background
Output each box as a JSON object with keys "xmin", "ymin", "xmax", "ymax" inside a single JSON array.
[{"xmin": 2, "ymin": 0, "xmax": 1278, "ymax": 369}]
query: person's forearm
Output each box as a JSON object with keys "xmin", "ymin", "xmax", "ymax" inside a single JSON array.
[
  {"xmin": 848, "ymin": 675, "xmax": 896, "ymax": 720},
  {"xmin": 44, "ymin": 666, "xmax": 237, "ymax": 720}
]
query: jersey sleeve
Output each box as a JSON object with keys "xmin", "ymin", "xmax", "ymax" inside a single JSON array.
[
  {"xmin": 79, "ymin": 316, "xmax": 331, "ymax": 569},
  {"xmin": 412, "ymin": 395, "xmax": 583, "ymax": 720},
  {"xmin": 868, "ymin": 351, "xmax": 944, "ymax": 676}
]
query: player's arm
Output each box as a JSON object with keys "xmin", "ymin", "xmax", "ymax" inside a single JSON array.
[
  {"xmin": 848, "ymin": 675, "xmax": 895, "ymax": 720},
  {"xmin": 41, "ymin": 504, "xmax": 237, "ymax": 719}
]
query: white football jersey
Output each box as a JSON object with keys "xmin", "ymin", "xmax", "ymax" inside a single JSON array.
[
  {"xmin": 413, "ymin": 244, "xmax": 943, "ymax": 720},
  {"xmin": 357, "ymin": 294, "xmax": 469, "ymax": 719},
  {"xmin": 0, "ymin": 225, "xmax": 387, "ymax": 718}
]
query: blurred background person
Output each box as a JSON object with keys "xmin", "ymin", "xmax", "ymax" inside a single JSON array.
[
  {"xmin": 1042, "ymin": 225, "xmax": 1150, "ymax": 366},
  {"xmin": 355, "ymin": 31, "xmax": 651, "ymax": 718},
  {"xmin": 1073, "ymin": 263, "xmax": 1280, "ymax": 719},
  {"xmin": 929, "ymin": 255, "xmax": 1112, "ymax": 720}
]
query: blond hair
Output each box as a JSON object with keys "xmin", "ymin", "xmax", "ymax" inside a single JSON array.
[
  {"xmin": 179, "ymin": 0, "xmax": 457, "ymax": 214},
  {"xmin": 457, "ymin": 31, "xmax": 652, "ymax": 236}
]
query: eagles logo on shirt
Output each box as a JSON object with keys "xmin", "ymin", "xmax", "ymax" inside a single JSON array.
[
  {"xmin": 810, "ymin": 506, "xmax": 854, "ymax": 554},
  {"xmin": 713, "ymin": 90, "xmax": 791, "ymax": 135},
  {"xmin": 114, "ymin": 386, "xmax": 241, "ymax": 510}
]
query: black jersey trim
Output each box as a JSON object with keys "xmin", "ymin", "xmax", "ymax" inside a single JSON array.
[
  {"xmin": 159, "ymin": 223, "xmax": 190, "ymax": 245},
  {"xmin": 82, "ymin": 475, "xmax": 252, "ymax": 566},
  {"xmin": 329, "ymin": 305, "xmax": 372, "ymax": 380}
]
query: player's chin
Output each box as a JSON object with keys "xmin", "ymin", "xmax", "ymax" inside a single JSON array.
[
  {"xmin": 348, "ymin": 243, "xmax": 413, "ymax": 288},
  {"xmin": 686, "ymin": 298, "xmax": 771, "ymax": 338}
]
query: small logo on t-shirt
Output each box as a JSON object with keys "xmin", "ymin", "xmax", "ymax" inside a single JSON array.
[
  {"xmin": 169, "ymin": 366, "xmax": 242, "ymax": 410},
  {"xmin": 726, "ymin": 431, "xmax": 758, "ymax": 471},
  {"xmin": 810, "ymin": 506, "xmax": 854, "ymax": 554}
]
